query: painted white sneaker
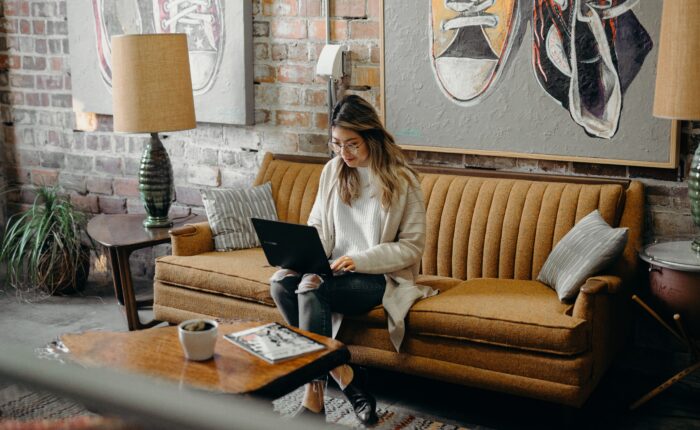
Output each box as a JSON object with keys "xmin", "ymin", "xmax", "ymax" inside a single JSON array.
[{"xmin": 430, "ymin": 0, "xmax": 522, "ymax": 106}]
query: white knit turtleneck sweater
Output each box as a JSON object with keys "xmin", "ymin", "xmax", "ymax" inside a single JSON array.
[{"xmin": 331, "ymin": 167, "xmax": 384, "ymax": 262}]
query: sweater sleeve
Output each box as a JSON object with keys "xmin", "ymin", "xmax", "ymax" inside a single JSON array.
[
  {"xmin": 350, "ymin": 183, "xmax": 426, "ymax": 274},
  {"xmin": 307, "ymin": 182, "xmax": 323, "ymax": 232},
  {"xmin": 307, "ymin": 159, "xmax": 335, "ymax": 256}
]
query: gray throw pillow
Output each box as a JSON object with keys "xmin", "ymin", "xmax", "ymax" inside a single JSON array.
[
  {"xmin": 200, "ymin": 182, "xmax": 278, "ymax": 251},
  {"xmin": 538, "ymin": 210, "xmax": 628, "ymax": 302}
]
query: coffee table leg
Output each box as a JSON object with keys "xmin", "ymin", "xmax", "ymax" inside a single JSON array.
[{"xmin": 114, "ymin": 248, "xmax": 161, "ymax": 331}]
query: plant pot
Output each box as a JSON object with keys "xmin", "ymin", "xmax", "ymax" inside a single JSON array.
[
  {"xmin": 37, "ymin": 245, "xmax": 91, "ymax": 295},
  {"xmin": 178, "ymin": 319, "xmax": 219, "ymax": 361}
]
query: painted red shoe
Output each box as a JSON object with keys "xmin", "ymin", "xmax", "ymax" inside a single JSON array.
[
  {"xmin": 431, "ymin": 0, "xmax": 523, "ymax": 105},
  {"xmin": 152, "ymin": 0, "xmax": 224, "ymax": 95},
  {"xmin": 532, "ymin": 0, "xmax": 652, "ymax": 138}
]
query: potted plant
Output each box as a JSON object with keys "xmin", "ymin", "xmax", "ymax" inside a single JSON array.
[{"xmin": 0, "ymin": 186, "xmax": 92, "ymax": 296}]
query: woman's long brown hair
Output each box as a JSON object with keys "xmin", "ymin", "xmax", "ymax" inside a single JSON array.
[{"xmin": 330, "ymin": 95, "xmax": 418, "ymax": 208}]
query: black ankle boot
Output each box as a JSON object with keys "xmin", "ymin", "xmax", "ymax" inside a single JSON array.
[{"xmin": 342, "ymin": 367, "xmax": 378, "ymax": 425}]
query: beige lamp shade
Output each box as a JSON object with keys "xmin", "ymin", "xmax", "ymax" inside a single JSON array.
[
  {"xmin": 653, "ymin": 0, "xmax": 700, "ymax": 120},
  {"xmin": 112, "ymin": 34, "xmax": 196, "ymax": 132}
]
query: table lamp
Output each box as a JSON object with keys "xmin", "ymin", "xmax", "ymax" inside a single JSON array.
[
  {"xmin": 653, "ymin": 0, "xmax": 700, "ymax": 251},
  {"xmin": 112, "ymin": 34, "xmax": 196, "ymax": 228}
]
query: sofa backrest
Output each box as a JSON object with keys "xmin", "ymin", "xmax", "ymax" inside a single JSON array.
[
  {"xmin": 255, "ymin": 153, "xmax": 644, "ymax": 282},
  {"xmin": 421, "ymin": 174, "xmax": 620, "ymax": 281},
  {"xmin": 254, "ymin": 154, "xmax": 325, "ymax": 224}
]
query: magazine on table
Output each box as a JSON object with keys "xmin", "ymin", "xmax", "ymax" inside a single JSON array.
[{"xmin": 223, "ymin": 322, "xmax": 326, "ymax": 364}]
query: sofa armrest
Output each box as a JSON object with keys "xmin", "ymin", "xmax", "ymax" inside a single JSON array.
[
  {"xmin": 572, "ymin": 275, "xmax": 623, "ymax": 320},
  {"xmin": 579, "ymin": 275, "xmax": 624, "ymax": 295},
  {"xmin": 169, "ymin": 222, "xmax": 214, "ymax": 256}
]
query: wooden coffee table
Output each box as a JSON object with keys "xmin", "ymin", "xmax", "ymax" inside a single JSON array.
[{"xmin": 59, "ymin": 321, "xmax": 350, "ymax": 398}]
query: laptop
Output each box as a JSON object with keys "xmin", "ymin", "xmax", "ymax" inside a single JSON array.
[{"xmin": 251, "ymin": 218, "xmax": 333, "ymax": 277}]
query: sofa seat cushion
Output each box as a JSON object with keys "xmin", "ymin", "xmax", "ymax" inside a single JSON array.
[
  {"xmin": 155, "ymin": 248, "xmax": 277, "ymax": 306},
  {"xmin": 415, "ymin": 274, "xmax": 463, "ymax": 293},
  {"xmin": 346, "ymin": 274, "xmax": 465, "ymax": 326},
  {"xmin": 408, "ymin": 278, "xmax": 589, "ymax": 356}
]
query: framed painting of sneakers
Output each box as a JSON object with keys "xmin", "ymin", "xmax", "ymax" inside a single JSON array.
[
  {"xmin": 383, "ymin": 1, "xmax": 678, "ymax": 168},
  {"xmin": 67, "ymin": 0, "xmax": 253, "ymax": 125}
]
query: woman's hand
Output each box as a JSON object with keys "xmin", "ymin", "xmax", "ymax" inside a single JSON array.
[{"xmin": 331, "ymin": 255, "xmax": 356, "ymax": 272}]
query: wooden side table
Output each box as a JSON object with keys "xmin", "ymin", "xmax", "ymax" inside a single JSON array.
[
  {"xmin": 87, "ymin": 213, "xmax": 206, "ymax": 331},
  {"xmin": 631, "ymin": 240, "xmax": 700, "ymax": 410}
]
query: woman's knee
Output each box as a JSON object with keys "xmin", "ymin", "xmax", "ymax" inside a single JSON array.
[
  {"xmin": 297, "ymin": 287, "xmax": 327, "ymax": 311},
  {"xmin": 297, "ymin": 288, "xmax": 332, "ymax": 336},
  {"xmin": 270, "ymin": 280, "xmax": 295, "ymax": 303}
]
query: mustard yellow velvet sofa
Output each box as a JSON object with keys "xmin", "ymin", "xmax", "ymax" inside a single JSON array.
[{"xmin": 153, "ymin": 153, "xmax": 644, "ymax": 407}]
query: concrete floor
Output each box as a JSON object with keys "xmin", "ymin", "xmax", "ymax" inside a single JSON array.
[
  {"xmin": 1, "ymin": 272, "xmax": 699, "ymax": 429},
  {"xmin": 0, "ymin": 273, "xmax": 129, "ymax": 346}
]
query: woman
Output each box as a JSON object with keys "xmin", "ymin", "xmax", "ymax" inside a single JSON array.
[{"xmin": 270, "ymin": 95, "xmax": 436, "ymax": 424}]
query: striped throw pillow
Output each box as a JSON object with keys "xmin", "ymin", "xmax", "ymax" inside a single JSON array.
[
  {"xmin": 538, "ymin": 210, "xmax": 628, "ymax": 302},
  {"xmin": 200, "ymin": 182, "xmax": 278, "ymax": 251}
]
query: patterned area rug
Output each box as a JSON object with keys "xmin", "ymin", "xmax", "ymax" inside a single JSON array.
[
  {"xmin": 0, "ymin": 385, "xmax": 93, "ymax": 421},
  {"xmin": 273, "ymin": 387, "xmax": 471, "ymax": 429},
  {"xmin": 0, "ymin": 385, "xmax": 132, "ymax": 430},
  {"xmin": 1, "ymin": 383, "xmax": 472, "ymax": 429}
]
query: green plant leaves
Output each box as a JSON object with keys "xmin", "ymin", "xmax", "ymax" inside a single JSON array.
[{"xmin": 0, "ymin": 185, "xmax": 93, "ymax": 297}]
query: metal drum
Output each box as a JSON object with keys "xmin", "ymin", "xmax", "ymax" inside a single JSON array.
[{"xmin": 639, "ymin": 241, "xmax": 700, "ymax": 337}]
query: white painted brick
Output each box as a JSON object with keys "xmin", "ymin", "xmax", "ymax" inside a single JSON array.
[
  {"xmin": 188, "ymin": 165, "xmax": 221, "ymax": 187},
  {"xmin": 240, "ymin": 151, "xmax": 259, "ymax": 170},
  {"xmin": 224, "ymin": 126, "xmax": 261, "ymax": 149},
  {"xmin": 221, "ymin": 168, "xmax": 256, "ymax": 189},
  {"xmin": 189, "ymin": 123, "xmax": 224, "ymax": 140},
  {"xmin": 261, "ymin": 130, "xmax": 298, "ymax": 153},
  {"xmin": 219, "ymin": 150, "xmax": 241, "ymax": 167},
  {"xmin": 170, "ymin": 165, "xmax": 189, "ymax": 187},
  {"xmin": 163, "ymin": 139, "xmax": 186, "ymax": 158}
]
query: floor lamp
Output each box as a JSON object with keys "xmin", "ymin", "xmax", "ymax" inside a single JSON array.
[
  {"xmin": 653, "ymin": 0, "xmax": 700, "ymax": 251},
  {"xmin": 112, "ymin": 34, "xmax": 196, "ymax": 228}
]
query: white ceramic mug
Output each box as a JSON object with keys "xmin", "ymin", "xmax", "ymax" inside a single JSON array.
[{"xmin": 178, "ymin": 319, "xmax": 218, "ymax": 361}]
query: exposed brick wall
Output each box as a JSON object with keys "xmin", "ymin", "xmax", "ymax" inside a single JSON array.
[{"xmin": 0, "ymin": 0, "xmax": 697, "ymax": 278}]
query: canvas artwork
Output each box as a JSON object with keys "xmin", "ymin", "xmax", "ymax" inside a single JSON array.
[
  {"xmin": 385, "ymin": 1, "xmax": 676, "ymax": 167},
  {"xmin": 529, "ymin": 0, "xmax": 652, "ymax": 139},
  {"xmin": 430, "ymin": 0, "xmax": 522, "ymax": 107},
  {"xmin": 68, "ymin": 0, "xmax": 253, "ymax": 125}
]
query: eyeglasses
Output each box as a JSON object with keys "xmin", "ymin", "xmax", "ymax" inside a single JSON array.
[{"xmin": 329, "ymin": 141, "xmax": 362, "ymax": 155}]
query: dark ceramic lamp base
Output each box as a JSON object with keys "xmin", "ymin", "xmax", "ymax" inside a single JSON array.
[
  {"xmin": 689, "ymin": 134, "xmax": 700, "ymax": 252},
  {"xmin": 689, "ymin": 135, "xmax": 700, "ymax": 252},
  {"xmin": 143, "ymin": 215, "xmax": 173, "ymax": 229},
  {"xmin": 139, "ymin": 132, "xmax": 174, "ymax": 229}
]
